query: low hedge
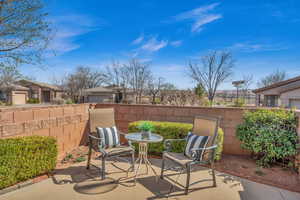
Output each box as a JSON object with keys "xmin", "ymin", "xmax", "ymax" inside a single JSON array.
[
  {"xmin": 128, "ymin": 121, "xmax": 224, "ymax": 161},
  {"xmin": 0, "ymin": 136, "xmax": 57, "ymax": 189},
  {"xmin": 27, "ymin": 98, "xmax": 40, "ymax": 104}
]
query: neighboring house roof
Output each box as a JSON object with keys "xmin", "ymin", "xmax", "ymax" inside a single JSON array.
[
  {"xmin": 83, "ymin": 86, "xmax": 135, "ymax": 95},
  {"xmin": 83, "ymin": 87, "xmax": 115, "ymax": 94},
  {"xmin": 253, "ymin": 75, "xmax": 300, "ymax": 93},
  {"xmin": 0, "ymin": 83, "xmax": 29, "ymax": 91},
  {"xmin": 12, "ymin": 84, "xmax": 30, "ymax": 91},
  {"xmin": 18, "ymin": 80, "xmax": 62, "ymax": 91}
]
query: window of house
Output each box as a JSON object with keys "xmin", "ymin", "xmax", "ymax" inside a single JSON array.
[
  {"xmin": 0, "ymin": 91, "xmax": 7, "ymax": 101},
  {"xmin": 30, "ymin": 89, "xmax": 38, "ymax": 99},
  {"xmin": 265, "ymin": 95, "xmax": 279, "ymax": 107}
]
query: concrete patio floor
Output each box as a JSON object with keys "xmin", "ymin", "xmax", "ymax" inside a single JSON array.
[{"xmin": 1, "ymin": 158, "xmax": 300, "ymax": 200}]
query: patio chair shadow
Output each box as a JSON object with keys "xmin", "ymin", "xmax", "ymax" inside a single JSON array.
[
  {"xmin": 136, "ymin": 173, "xmax": 218, "ymax": 200},
  {"xmin": 51, "ymin": 162, "xmax": 129, "ymax": 185},
  {"xmin": 52, "ymin": 164, "xmax": 124, "ymax": 195}
]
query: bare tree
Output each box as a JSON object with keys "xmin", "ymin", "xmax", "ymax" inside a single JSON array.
[
  {"xmin": 0, "ymin": 62, "xmax": 22, "ymax": 87},
  {"xmin": 65, "ymin": 66, "xmax": 106, "ymax": 102},
  {"xmin": 147, "ymin": 77, "xmax": 165, "ymax": 104},
  {"xmin": 126, "ymin": 59, "xmax": 152, "ymax": 103},
  {"xmin": 240, "ymin": 75, "xmax": 253, "ymax": 101},
  {"xmin": 159, "ymin": 83, "xmax": 176, "ymax": 104},
  {"xmin": 187, "ymin": 51, "xmax": 234, "ymax": 104},
  {"xmin": 0, "ymin": 61, "xmax": 23, "ymax": 102},
  {"xmin": 0, "ymin": 0, "xmax": 51, "ymax": 65},
  {"xmin": 104, "ymin": 60, "xmax": 123, "ymax": 87},
  {"xmin": 104, "ymin": 60, "xmax": 131, "ymax": 102},
  {"xmin": 257, "ymin": 70, "xmax": 287, "ymax": 88},
  {"xmin": 166, "ymin": 90, "xmax": 191, "ymax": 106}
]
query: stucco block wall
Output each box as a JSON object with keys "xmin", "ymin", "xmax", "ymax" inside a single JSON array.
[
  {"xmin": 1, "ymin": 103, "xmax": 299, "ymax": 167},
  {"xmin": 0, "ymin": 104, "xmax": 90, "ymax": 159}
]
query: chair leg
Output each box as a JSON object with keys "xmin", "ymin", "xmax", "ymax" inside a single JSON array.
[
  {"xmin": 101, "ymin": 156, "xmax": 106, "ymax": 180},
  {"xmin": 185, "ymin": 165, "xmax": 191, "ymax": 195},
  {"xmin": 211, "ymin": 162, "xmax": 217, "ymax": 187},
  {"xmin": 86, "ymin": 142, "xmax": 92, "ymax": 169},
  {"xmin": 131, "ymin": 151, "xmax": 135, "ymax": 172},
  {"xmin": 160, "ymin": 157, "xmax": 165, "ymax": 179}
]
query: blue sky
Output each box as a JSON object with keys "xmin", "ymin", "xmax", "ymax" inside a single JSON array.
[{"xmin": 21, "ymin": 0, "xmax": 300, "ymax": 89}]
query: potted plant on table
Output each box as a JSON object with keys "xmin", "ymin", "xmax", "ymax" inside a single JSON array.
[{"xmin": 138, "ymin": 121, "xmax": 154, "ymax": 139}]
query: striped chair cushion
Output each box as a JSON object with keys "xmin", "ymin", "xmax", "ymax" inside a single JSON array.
[
  {"xmin": 96, "ymin": 126, "xmax": 120, "ymax": 148},
  {"xmin": 184, "ymin": 132, "xmax": 210, "ymax": 161}
]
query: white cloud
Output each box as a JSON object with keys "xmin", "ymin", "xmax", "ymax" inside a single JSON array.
[
  {"xmin": 130, "ymin": 35, "xmax": 182, "ymax": 57},
  {"xmin": 47, "ymin": 14, "xmax": 103, "ymax": 55},
  {"xmin": 170, "ymin": 40, "xmax": 182, "ymax": 47},
  {"xmin": 191, "ymin": 14, "xmax": 222, "ymax": 32},
  {"xmin": 132, "ymin": 34, "xmax": 144, "ymax": 45},
  {"xmin": 174, "ymin": 3, "xmax": 222, "ymax": 32},
  {"xmin": 229, "ymin": 42, "xmax": 288, "ymax": 52},
  {"xmin": 141, "ymin": 37, "xmax": 168, "ymax": 52}
]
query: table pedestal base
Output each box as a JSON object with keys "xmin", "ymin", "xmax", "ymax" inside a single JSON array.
[{"xmin": 125, "ymin": 142, "xmax": 159, "ymax": 184}]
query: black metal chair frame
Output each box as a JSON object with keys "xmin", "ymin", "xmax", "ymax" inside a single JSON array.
[
  {"xmin": 160, "ymin": 115, "xmax": 220, "ymax": 195},
  {"xmin": 86, "ymin": 108, "xmax": 135, "ymax": 180},
  {"xmin": 86, "ymin": 131, "xmax": 135, "ymax": 180}
]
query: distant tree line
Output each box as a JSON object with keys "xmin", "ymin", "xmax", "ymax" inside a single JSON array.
[{"xmin": 53, "ymin": 58, "xmax": 179, "ymax": 104}]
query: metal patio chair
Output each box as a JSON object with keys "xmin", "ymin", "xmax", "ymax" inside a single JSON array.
[
  {"xmin": 160, "ymin": 115, "xmax": 220, "ymax": 195},
  {"xmin": 86, "ymin": 108, "xmax": 135, "ymax": 180}
]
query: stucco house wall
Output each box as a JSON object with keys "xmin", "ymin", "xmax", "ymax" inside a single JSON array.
[{"xmin": 280, "ymin": 88, "xmax": 300, "ymax": 107}]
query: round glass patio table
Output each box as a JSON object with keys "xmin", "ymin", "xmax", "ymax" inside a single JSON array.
[{"xmin": 125, "ymin": 133, "xmax": 163, "ymax": 182}]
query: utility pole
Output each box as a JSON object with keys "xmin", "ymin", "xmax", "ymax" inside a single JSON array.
[{"xmin": 232, "ymin": 80, "xmax": 245, "ymax": 100}]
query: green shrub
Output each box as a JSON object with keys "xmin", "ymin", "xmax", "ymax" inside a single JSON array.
[
  {"xmin": 236, "ymin": 109, "xmax": 298, "ymax": 167},
  {"xmin": 128, "ymin": 121, "xmax": 224, "ymax": 160},
  {"xmin": 27, "ymin": 98, "xmax": 40, "ymax": 104},
  {"xmin": 0, "ymin": 101, "xmax": 6, "ymax": 106},
  {"xmin": 65, "ymin": 99, "xmax": 74, "ymax": 104},
  {"xmin": 233, "ymin": 98, "xmax": 245, "ymax": 107},
  {"xmin": 137, "ymin": 121, "xmax": 155, "ymax": 132},
  {"xmin": 75, "ymin": 156, "xmax": 86, "ymax": 163},
  {"xmin": 0, "ymin": 136, "xmax": 57, "ymax": 189}
]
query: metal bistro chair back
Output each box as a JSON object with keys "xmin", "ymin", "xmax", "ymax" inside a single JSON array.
[
  {"xmin": 160, "ymin": 115, "xmax": 220, "ymax": 195},
  {"xmin": 86, "ymin": 108, "xmax": 135, "ymax": 180},
  {"xmin": 193, "ymin": 116, "xmax": 219, "ymax": 152},
  {"xmin": 89, "ymin": 108, "xmax": 116, "ymax": 134}
]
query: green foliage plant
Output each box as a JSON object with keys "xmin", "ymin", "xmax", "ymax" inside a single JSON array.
[
  {"xmin": 233, "ymin": 98, "xmax": 245, "ymax": 107},
  {"xmin": 137, "ymin": 121, "xmax": 154, "ymax": 132},
  {"xmin": 75, "ymin": 156, "xmax": 86, "ymax": 163},
  {"xmin": 27, "ymin": 98, "xmax": 40, "ymax": 104},
  {"xmin": 65, "ymin": 99, "xmax": 74, "ymax": 104},
  {"xmin": 236, "ymin": 109, "xmax": 298, "ymax": 167},
  {"xmin": 0, "ymin": 136, "xmax": 57, "ymax": 189}
]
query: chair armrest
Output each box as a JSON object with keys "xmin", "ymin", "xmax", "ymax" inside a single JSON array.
[
  {"xmin": 88, "ymin": 133, "xmax": 105, "ymax": 150},
  {"xmin": 118, "ymin": 131, "xmax": 126, "ymax": 136},
  {"xmin": 191, "ymin": 145, "xmax": 217, "ymax": 151},
  {"xmin": 118, "ymin": 131, "xmax": 134, "ymax": 149},
  {"xmin": 88, "ymin": 134, "xmax": 102, "ymax": 141},
  {"xmin": 164, "ymin": 138, "xmax": 186, "ymax": 152}
]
